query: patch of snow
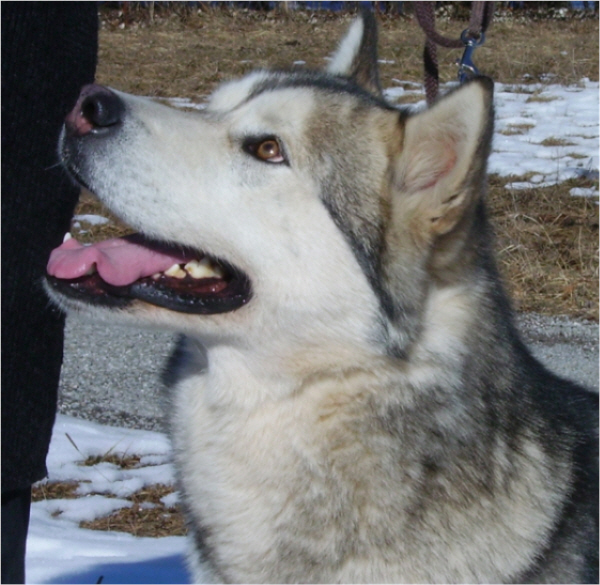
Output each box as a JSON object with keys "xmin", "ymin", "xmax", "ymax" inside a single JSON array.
[
  {"xmin": 36, "ymin": 495, "xmax": 133, "ymax": 524},
  {"xmin": 570, "ymin": 187, "xmax": 599, "ymax": 198},
  {"xmin": 73, "ymin": 214, "xmax": 110, "ymax": 226},
  {"xmin": 27, "ymin": 415, "xmax": 189, "ymax": 584},
  {"xmin": 160, "ymin": 492, "xmax": 180, "ymax": 508},
  {"xmin": 489, "ymin": 80, "xmax": 599, "ymax": 185}
]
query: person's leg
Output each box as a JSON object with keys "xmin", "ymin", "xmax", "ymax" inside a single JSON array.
[
  {"xmin": 1, "ymin": 5, "xmax": 98, "ymax": 583},
  {"xmin": 1, "ymin": 488, "xmax": 32, "ymax": 584}
]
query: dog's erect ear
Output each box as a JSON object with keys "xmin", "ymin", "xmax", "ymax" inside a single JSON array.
[
  {"xmin": 327, "ymin": 6, "xmax": 382, "ymax": 96},
  {"xmin": 393, "ymin": 78, "xmax": 494, "ymax": 238}
]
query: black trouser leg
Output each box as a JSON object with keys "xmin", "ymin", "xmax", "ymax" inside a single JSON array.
[{"xmin": 1, "ymin": 487, "xmax": 31, "ymax": 584}]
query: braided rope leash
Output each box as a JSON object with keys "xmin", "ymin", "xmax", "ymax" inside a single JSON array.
[{"xmin": 414, "ymin": 1, "xmax": 495, "ymax": 104}]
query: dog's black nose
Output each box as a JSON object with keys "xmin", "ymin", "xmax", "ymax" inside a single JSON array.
[{"xmin": 65, "ymin": 84, "xmax": 124, "ymax": 137}]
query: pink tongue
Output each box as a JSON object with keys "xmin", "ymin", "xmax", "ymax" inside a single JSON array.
[{"xmin": 47, "ymin": 235, "xmax": 195, "ymax": 287}]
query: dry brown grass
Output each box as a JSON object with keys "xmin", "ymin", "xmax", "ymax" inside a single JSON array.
[
  {"xmin": 95, "ymin": 5, "xmax": 598, "ymax": 99},
  {"xmin": 82, "ymin": 453, "xmax": 142, "ymax": 468},
  {"xmin": 32, "ymin": 452, "xmax": 188, "ymax": 538},
  {"xmin": 74, "ymin": 190, "xmax": 133, "ymax": 244},
  {"xmin": 80, "ymin": 484, "xmax": 187, "ymax": 537},
  {"xmin": 32, "ymin": 481, "xmax": 80, "ymax": 501},
  {"xmin": 489, "ymin": 176, "xmax": 598, "ymax": 321},
  {"xmin": 33, "ymin": 480, "xmax": 187, "ymax": 537}
]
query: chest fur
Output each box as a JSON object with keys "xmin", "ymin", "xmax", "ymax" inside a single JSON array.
[{"xmin": 168, "ymin": 369, "xmax": 559, "ymax": 583}]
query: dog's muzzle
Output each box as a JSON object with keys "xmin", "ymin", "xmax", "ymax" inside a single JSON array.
[{"xmin": 50, "ymin": 84, "xmax": 253, "ymax": 315}]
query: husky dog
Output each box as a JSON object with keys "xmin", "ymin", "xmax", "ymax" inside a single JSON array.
[{"xmin": 46, "ymin": 9, "xmax": 597, "ymax": 584}]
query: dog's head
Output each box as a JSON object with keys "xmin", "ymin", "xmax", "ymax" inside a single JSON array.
[{"xmin": 46, "ymin": 9, "xmax": 493, "ymax": 359}]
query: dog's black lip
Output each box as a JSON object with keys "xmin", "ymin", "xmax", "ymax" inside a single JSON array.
[
  {"xmin": 46, "ymin": 274, "xmax": 132, "ymax": 308},
  {"xmin": 65, "ymin": 164, "xmax": 93, "ymax": 192},
  {"xmin": 129, "ymin": 271, "xmax": 252, "ymax": 314},
  {"xmin": 46, "ymin": 271, "xmax": 252, "ymax": 315}
]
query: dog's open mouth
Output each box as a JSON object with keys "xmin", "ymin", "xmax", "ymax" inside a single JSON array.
[{"xmin": 46, "ymin": 233, "xmax": 251, "ymax": 314}]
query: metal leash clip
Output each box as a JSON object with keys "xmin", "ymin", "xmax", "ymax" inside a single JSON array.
[{"xmin": 457, "ymin": 29, "xmax": 486, "ymax": 83}]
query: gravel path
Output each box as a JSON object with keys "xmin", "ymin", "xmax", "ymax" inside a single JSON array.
[
  {"xmin": 59, "ymin": 318, "xmax": 176, "ymax": 432},
  {"xmin": 58, "ymin": 313, "xmax": 599, "ymax": 432}
]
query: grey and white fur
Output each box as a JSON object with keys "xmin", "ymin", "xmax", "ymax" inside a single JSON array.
[{"xmin": 46, "ymin": 9, "xmax": 598, "ymax": 583}]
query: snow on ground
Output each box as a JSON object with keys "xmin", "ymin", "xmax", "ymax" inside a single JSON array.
[
  {"xmin": 491, "ymin": 79, "xmax": 599, "ymax": 188},
  {"xmin": 73, "ymin": 214, "xmax": 111, "ymax": 227},
  {"xmin": 71, "ymin": 214, "xmax": 111, "ymax": 236},
  {"xmin": 26, "ymin": 416, "xmax": 191, "ymax": 585},
  {"xmin": 27, "ymin": 79, "xmax": 598, "ymax": 584}
]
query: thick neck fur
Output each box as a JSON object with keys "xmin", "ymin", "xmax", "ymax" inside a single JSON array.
[{"xmin": 382, "ymin": 197, "xmax": 521, "ymax": 392}]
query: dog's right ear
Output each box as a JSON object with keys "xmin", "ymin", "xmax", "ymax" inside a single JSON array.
[
  {"xmin": 326, "ymin": 6, "xmax": 382, "ymax": 96},
  {"xmin": 391, "ymin": 78, "xmax": 494, "ymax": 241}
]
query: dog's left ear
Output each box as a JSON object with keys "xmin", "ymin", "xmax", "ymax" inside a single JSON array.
[
  {"xmin": 327, "ymin": 6, "xmax": 382, "ymax": 96},
  {"xmin": 392, "ymin": 78, "xmax": 494, "ymax": 239}
]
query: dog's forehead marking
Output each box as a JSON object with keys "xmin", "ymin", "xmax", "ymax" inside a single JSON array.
[
  {"xmin": 229, "ymin": 87, "xmax": 318, "ymax": 141},
  {"xmin": 207, "ymin": 68, "xmax": 393, "ymax": 117},
  {"xmin": 207, "ymin": 70, "xmax": 273, "ymax": 113}
]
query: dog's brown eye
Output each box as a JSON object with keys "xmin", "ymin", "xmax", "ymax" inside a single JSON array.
[
  {"xmin": 244, "ymin": 137, "xmax": 286, "ymax": 164},
  {"xmin": 256, "ymin": 140, "xmax": 281, "ymax": 162}
]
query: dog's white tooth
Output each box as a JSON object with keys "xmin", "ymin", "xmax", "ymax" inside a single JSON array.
[
  {"xmin": 84, "ymin": 264, "xmax": 97, "ymax": 276},
  {"xmin": 151, "ymin": 273, "xmax": 161, "ymax": 280},
  {"xmin": 164, "ymin": 264, "xmax": 187, "ymax": 279},
  {"xmin": 63, "ymin": 232, "xmax": 73, "ymax": 243},
  {"xmin": 211, "ymin": 262, "xmax": 225, "ymax": 279},
  {"xmin": 184, "ymin": 259, "xmax": 219, "ymax": 279},
  {"xmin": 201, "ymin": 257, "xmax": 225, "ymax": 278}
]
